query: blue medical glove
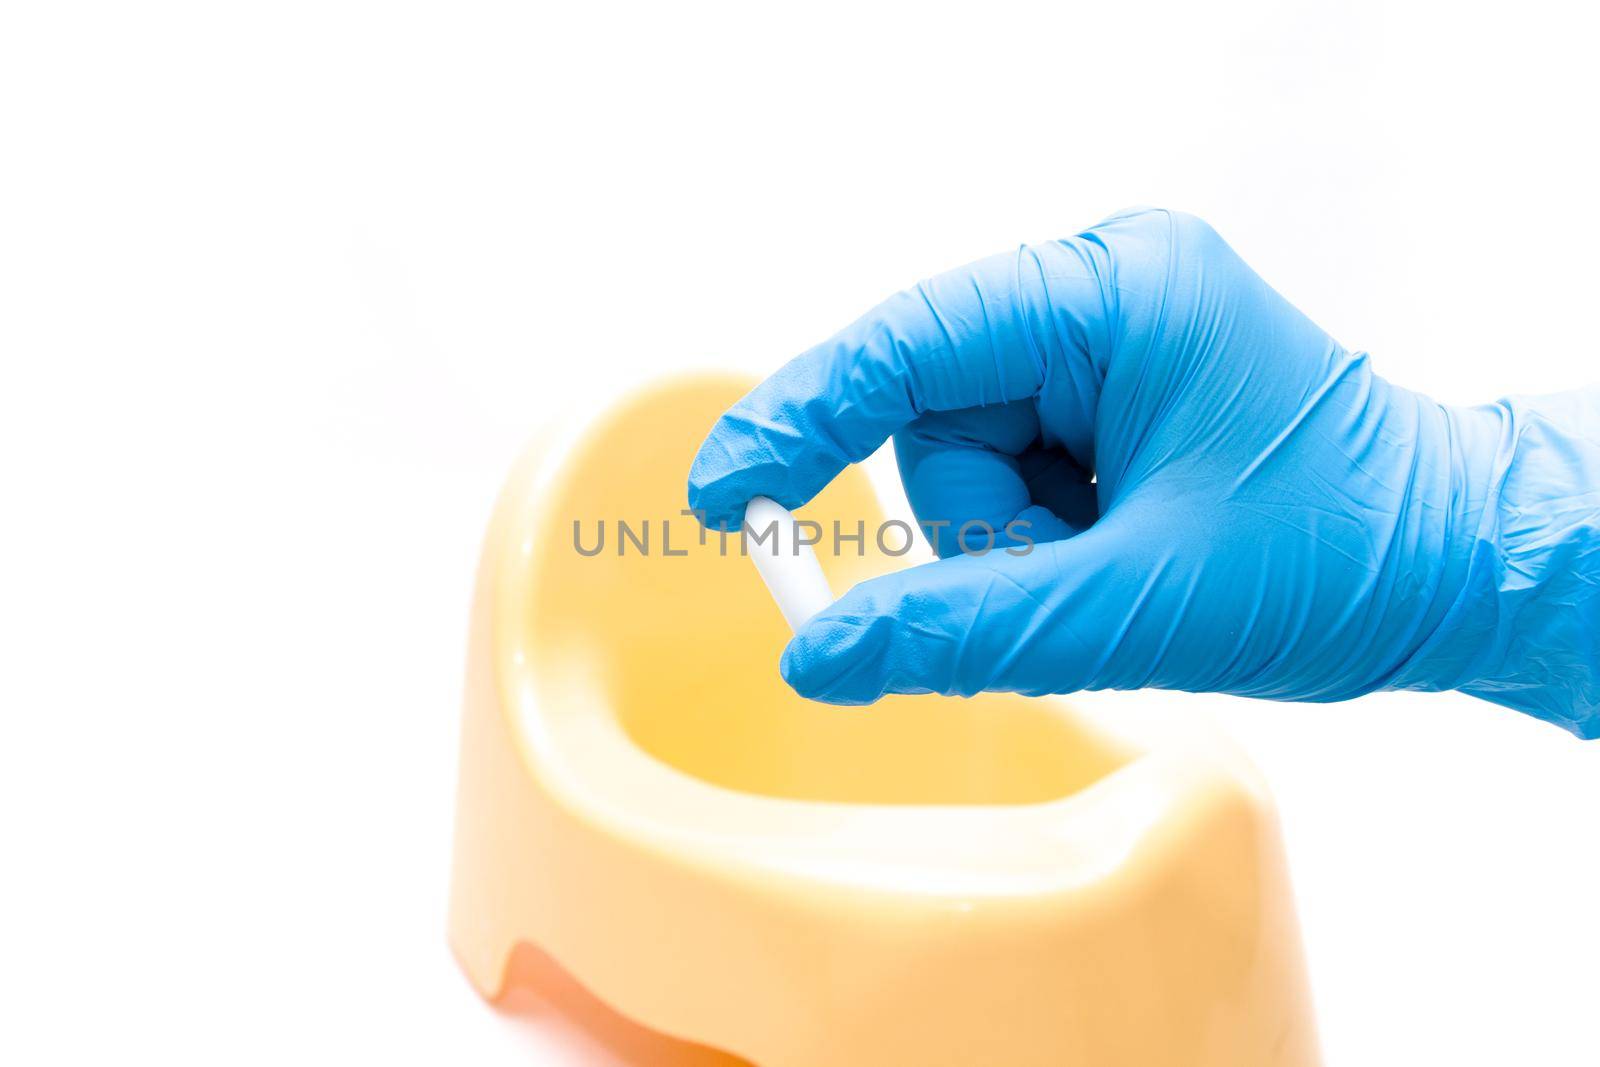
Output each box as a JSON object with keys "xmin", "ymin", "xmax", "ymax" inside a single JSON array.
[{"xmin": 688, "ymin": 209, "xmax": 1600, "ymax": 737}]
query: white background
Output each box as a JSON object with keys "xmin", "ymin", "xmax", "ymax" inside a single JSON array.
[{"xmin": 3, "ymin": 1, "xmax": 1597, "ymax": 1064}]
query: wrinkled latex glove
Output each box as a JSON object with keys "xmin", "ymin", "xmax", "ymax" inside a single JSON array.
[{"xmin": 688, "ymin": 209, "xmax": 1600, "ymax": 737}]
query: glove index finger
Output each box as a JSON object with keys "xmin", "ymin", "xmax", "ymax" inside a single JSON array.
[{"xmin": 687, "ymin": 248, "xmax": 1052, "ymax": 528}]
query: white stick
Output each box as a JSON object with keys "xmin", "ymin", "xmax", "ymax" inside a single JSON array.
[{"xmin": 744, "ymin": 496, "xmax": 835, "ymax": 632}]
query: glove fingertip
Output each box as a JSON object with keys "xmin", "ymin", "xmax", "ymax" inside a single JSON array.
[{"xmin": 780, "ymin": 616, "xmax": 882, "ymax": 705}]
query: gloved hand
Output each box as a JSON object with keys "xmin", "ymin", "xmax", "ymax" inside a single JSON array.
[{"xmin": 688, "ymin": 208, "xmax": 1600, "ymax": 737}]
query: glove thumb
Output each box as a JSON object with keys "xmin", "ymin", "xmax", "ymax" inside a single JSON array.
[{"xmin": 781, "ymin": 517, "xmax": 1170, "ymax": 704}]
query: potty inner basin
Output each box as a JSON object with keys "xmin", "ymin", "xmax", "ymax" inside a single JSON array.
[{"xmin": 527, "ymin": 378, "xmax": 1129, "ymax": 805}]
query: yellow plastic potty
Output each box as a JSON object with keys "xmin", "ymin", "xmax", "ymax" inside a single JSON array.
[{"xmin": 448, "ymin": 376, "xmax": 1320, "ymax": 1066}]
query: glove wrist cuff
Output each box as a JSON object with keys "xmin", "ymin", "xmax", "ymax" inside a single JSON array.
[{"xmin": 1394, "ymin": 390, "xmax": 1600, "ymax": 737}]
